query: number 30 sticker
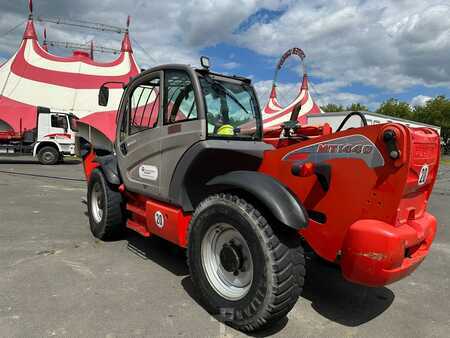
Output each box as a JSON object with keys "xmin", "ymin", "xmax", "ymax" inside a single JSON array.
[
  {"xmin": 418, "ymin": 164, "xmax": 429, "ymax": 186},
  {"xmin": 155, "ymin": 211, "xmax": 164, "ymax": 228}
]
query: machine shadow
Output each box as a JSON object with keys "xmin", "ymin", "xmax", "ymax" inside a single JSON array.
[
  {"xmin": 0, "ymin": 158, "xmax": 81, "ymax": 165},
  {"xmin": 124, "ymin": 229, "xmax": 394, "ymax": 333},
  {"xmin": 181, "ymin": 276, "xmax": 289, "ymax": 337},
  {"xmin": 301, "ymin": 256, "xmax": 395, "ymax": 327},
  {"xmin": 123, "ymin": 230, "xmax": 288, "ymax": 336},
  {"xmin": 125, "ymin": 230, "xmax": 188, "ymax": 276}
]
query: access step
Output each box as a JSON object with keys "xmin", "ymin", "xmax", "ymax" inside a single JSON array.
[{"xmin": 126, "ymin": 219, "xmax": 150, "ymax": 237}]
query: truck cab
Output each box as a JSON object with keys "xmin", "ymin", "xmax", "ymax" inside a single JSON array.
[
  {"xmin": 0, "ymin": 106, "xmax": 78, "ymax": 165},
  {"xmin": 32, "ymin": 107, "xmax": 78, "ymax": 164}
]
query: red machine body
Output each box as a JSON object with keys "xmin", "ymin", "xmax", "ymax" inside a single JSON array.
[
  {"xmin": 83, "ymin": 122, "xmax": 440, "ymax": 287},
  {"xmin": 259, "ymin": 123, "xmax": 439, "ymax": 286}
]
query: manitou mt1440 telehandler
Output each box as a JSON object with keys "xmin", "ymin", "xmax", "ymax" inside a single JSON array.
[{"xmin": 79, "ymin": 57, "xmax": 440, "ymax": 332}]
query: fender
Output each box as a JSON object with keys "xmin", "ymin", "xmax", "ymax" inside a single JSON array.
[
  {"xmin": 33, "ymin": 140, "xmax": 62, "ymax": 157},
  {"xmin": 94, "ymin": 154, "xmax": 121, "ymax": 186},
  {"xmin": 207, "ymin": 171, "xmax": 309, "ymax": 230},
  {"xmin": 78, "ymin": 137, "xmax": 120, "ymax": 185}
]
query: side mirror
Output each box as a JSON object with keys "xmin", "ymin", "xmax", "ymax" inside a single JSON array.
[{"xmin": 99, "ymin": 85, "xmax": 109, "ymax": 106}]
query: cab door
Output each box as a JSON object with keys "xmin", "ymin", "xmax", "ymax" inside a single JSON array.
[
  {"xmin": 116, "ymin": 71, "xmax": 163, "ymax": 198},
  {"xmin": 158, "ymin": 69, "xmax": 205, "ymax": 200}
]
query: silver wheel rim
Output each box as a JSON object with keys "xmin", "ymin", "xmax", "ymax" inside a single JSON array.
[
  {"xmin": 201, "ymin": 223, "xmax": 253, "ymax": 301},
  {"xmin": 91, "ymin": 182, "xmax": 104, "ymax": 223}
]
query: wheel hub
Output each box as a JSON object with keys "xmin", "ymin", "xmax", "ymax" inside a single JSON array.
[
  {"xmin": 43, "ymin": 152, "xmax": 54, "ymax": 162},
  {"xmin": 201, "ymin": 223, "xmax": 254, "ymax": 301},
  {"xmin": 220, "ymin": 242, "xmax": 243, "ymax": 274}
]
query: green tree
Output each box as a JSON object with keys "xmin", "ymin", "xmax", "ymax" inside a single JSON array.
[
  {"xmin": 346, "ymin": 103, "xmax": 368, "ymax": 111},
  {"xmin": 321, "ymin": 103, "xmax": 344, "ymax": 112},
  {"xmin": 376, "ymin": 96, "xmax": 449, "ymax": 139},
  {"xmin": 375, "ymin": 98, "xmax": 413, "ymax": 119},
  {"xmin": 413, "ymin": 96, "xmax": 450, "ymax": 139}
]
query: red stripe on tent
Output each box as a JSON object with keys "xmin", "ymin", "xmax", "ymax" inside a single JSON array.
[
  {"xmin": 0, "ymin": 96, "xmax": 37, "ymax": 132},
  {"xmin": 80, "ymin": 110, "xmax": 118, "ymax": 141},
  {"xmin": 264, "ymin": 104, "xmax": 282, "ymax": 115},
  {"xmin": 308, "ymin": 103, "xmax": 322, "ymax": 115},
  {"xmin": 32, "ymin": 40, "xmax": 128, "ymax": 68},
  {"xmin": 263, "ymin": 91, "xmax": 309, "ymax": 125},
  {"xmin": 10, "ymin": 42, "xmax": 134, "ymax": 89}
]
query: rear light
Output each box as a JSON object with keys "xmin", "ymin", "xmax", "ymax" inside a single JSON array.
[
  {"xmin": 383, "ymin": 129, "xmax": 400, "ymax": 159},
  {"xmin": 380, "ymin": 125, "xmax": 408, "ymax": 167},
  {"xmin": 292, "ymin": 162, "xmax": 315, "ymax": 177}
]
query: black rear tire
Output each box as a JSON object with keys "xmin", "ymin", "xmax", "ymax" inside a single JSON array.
[
  {"xmin": 87, "ymin": 169, "xmax": 123, "ymax": 240},
  {"xmin": 37, "ymin": 146, "xmax": 59, "ymax": 165},
  {"xmin": 187, "ymin": 194, "xmax": 305, "ymax": 332}
]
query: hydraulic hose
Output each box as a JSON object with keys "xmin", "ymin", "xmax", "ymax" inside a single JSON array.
[{"xmin": 336, "ymin": 111, "xmax": 368, "ymax": 132}]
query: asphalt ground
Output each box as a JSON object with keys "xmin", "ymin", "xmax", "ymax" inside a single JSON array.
[{"xmin": 0, "ymin": 156, "xmax": 449, "ymax": 337}]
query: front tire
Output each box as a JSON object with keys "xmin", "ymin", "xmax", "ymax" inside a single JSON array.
[
  {"xmin": 187, "ymin": 194, "xmax": 305, "ymax": 332},
  {"xmin": 87, "ymin": 169, "xmax": 123, "ymax": 240},
  {"xmin": 37, "ymin": 146, "xmax": 59, "ymax": 165}
]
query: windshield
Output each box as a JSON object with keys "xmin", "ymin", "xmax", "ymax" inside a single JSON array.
[
  {"xmin": 69, "ymin": 115, "xmax": 79, "ymax": 132},
  {"xmin": 200, "ymin": 76, "xmax": 261, "ymax": 140}
]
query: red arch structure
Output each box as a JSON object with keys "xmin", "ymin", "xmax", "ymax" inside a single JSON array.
[
  {"xmin": 0, "ymin": 6, "xmax": 140, "ymax": 141},
  {"xmin": 262, "ymin": 48, "xmax": 323, "ymax": 130}
]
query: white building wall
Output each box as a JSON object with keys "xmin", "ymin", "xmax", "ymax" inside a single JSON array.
[{"xmin": 307, "ymin": 112, "xmax": 441, "ymax": 135}]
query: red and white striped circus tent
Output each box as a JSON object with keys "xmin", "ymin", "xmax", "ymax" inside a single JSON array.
[
  {"xmin": 0, "ymin": 13, "xmax": 140, "ymax": 141},
  {"xmin": 261, "ymin": 48, "xmax": 323, "ymax": 130},
  {"xmin": 262, "ymin": 74, "xmax": 323, "ymax": 129}
]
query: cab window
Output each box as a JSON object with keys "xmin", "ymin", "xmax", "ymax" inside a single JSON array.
[
  {"xmin": 200, "ymin": 77, "xmax": 261, "ymax": 140},
  {"xmin": 129, "ymin": 78, "xmax": 161, "ymax": 135},
  {"xmin": 51, "ymin": 115, "xmax": 68, "ymax": 130},
  {"xmin": 164, "ymin": 70, "xmax": 198, "ymax": 124}
]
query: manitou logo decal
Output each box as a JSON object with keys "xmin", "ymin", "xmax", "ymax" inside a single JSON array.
[
  {"xmin": 283, "ymin": 134, "xmax": 384, "ymax": 168},
  {"xmin": 317, "ymin": 143, "xmax": 374, "ymax": 154},
  {"xmin": 138, "ymin": 165, "xmax": 158, "ymax": 181}
]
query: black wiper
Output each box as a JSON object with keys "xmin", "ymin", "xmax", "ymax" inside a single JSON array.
[{"xmin": 205, "ymin": 76, "xmax": 252, "ymax": 117}]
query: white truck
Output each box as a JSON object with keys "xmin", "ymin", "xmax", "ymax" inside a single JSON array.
[{"xmin": 0, "ymin": 107, "xmax": 78, "ymax": 165}]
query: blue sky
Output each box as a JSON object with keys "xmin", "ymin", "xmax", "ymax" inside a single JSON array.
[{"xmin": 1, "ymin": 0, "xmax": 449, "ymax": 110}]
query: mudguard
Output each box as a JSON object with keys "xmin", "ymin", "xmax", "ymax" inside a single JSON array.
[
  {"xmin": 78, "ymin": 136, "xmax": 120, "ymax": 185},
  {"xmin": 94, "ymin": 154, "xmax": 121, "ymax": 186},
  {"xmin": 207, "ymin": 171, "xmax": 309, "ymax": 230}
]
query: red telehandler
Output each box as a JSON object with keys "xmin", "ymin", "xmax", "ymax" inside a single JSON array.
[{"xmin": 79, "ymin": 58, "xmax": 440, "ymax": 332}]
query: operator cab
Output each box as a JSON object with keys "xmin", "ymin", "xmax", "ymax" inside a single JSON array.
[
  {"xmin": 196, "ymin": 68, "xmax": 262, "ymax": 140},
  {"xmin": 97, "ymin": 57, "xmax": 270, "ymax": 207},
  {"xmin": 99, "ymin": 57, "xmax": 262, "ymax": 141}
]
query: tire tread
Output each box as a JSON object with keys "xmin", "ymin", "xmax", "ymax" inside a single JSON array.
[
  {"xmin": 88, "ymin": 169, "xmax": 123, "ymax": 240},
  {"xmin": 187, "ymin": 193, "xmax": 306, "ymax": 332}
]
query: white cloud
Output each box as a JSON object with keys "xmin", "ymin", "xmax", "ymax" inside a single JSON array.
[
  {"xmin": 235, "ymin": 1, "xmax": 450, "ymax": 91},
  {"xmin": 0, "ymin": 1, "xmax": 289, "ymax": 67},
  {"xmin": 253, "ymin": 78, "xmax": 369, "ymax": 109},
  {"xmin": 318, "ymin": 92, "xmax": 368, "ymax": 108},
  {"xmin": 253, "ymin": 80, "xmax": 305, "ymax": 106},
  {"xmin": 411, "ymin": 95, "xmax": 432, "ymax": 107},
  {"xmin": 221, "ymin": 61, "xmax": 240, "ymax": 70},
  {"xmin": 0, "ymin": 0, "xmax": 448, "ymax": 110},
  {"xmin": 253, "ymin": 80, "xmax": 275, "ymax": 105}
]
